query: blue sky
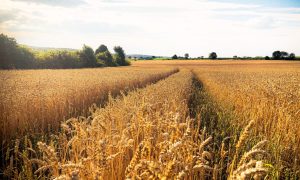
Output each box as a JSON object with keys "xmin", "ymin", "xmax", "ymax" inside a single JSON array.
[
  {"xmin": 1, "ymin": 0, "xmax": 300, "ymax": 57},
  {"xmin": 214, "ymin": 0, "xmax": 300, "ymax": 7}
]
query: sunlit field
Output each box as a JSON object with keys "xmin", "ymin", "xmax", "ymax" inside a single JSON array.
[
  {"xmin": 1, "ymin": 60, "xmax": 300, "ymax": 179},
  {"xmin": 0, "ymin": 66, "xmax": 177, "ymax": 140}
]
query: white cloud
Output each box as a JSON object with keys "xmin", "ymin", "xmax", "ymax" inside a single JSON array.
[
  {"xmin": 0, "ymin": 0, "xmax": 299, "ymax": 57},
  {"xmin": 11, "ymin": 0, "xmax": 85, "ymax": 7}
]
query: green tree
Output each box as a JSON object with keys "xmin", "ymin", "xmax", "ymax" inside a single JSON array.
[
  {"xmin": 184, "ymin": 53, "xmax": 189, "ymax": 59},
  {"xmin": 96, "ymin": 50, "xmax": 114, "ymax": 66},
  {"xmin": 0, "ymin": 34, "xmax": 17, "ymax": 68},
  {"xmin": 95, "ymin": 44, "xmax": 108, "ymax": 55},
  {"xmin": 272, "ymin": 51, "xmax": 296, "ymax": 60},
  {"xmin": 0, "ymin": 34, "xmax": 35, "ymax": 69},
  {"xmin": 79, "ymin": 45, "xmax": 97, "ymax": 67},
  {"xmin": 114, "ymin": 46, "xmax": 126, "ymax": 66},
  {"xmin": 53, "ymin": 51, "xmax": 81, "ymax": 68},
  {"xmin": 272, "ymin": 51, "xmax": 281, "ymax": 60},
  {"xmin": 288, "ymin": 53, "xmax": 296, "ymax": 60},
  {"xmin": 15, "ymin": 46, "xmax": 36, "ymax": 68},
  {"xmin": 209, "ymin": 52, "xmax": 217, "ymax": 59},
  {"xmin": 172, "ymin": 54, "xmax": 178, "ymax": 59},
  {"xmin": 280, "ymin": 51, "xmax": 289, "ymax": 59}
]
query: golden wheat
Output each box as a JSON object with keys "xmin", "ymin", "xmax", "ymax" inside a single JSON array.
[
  {"xmin": 3, "ymin": 60, "xmax": 298, "ymax": 179},
  {"xmin": 193, "ymin": 62, "xmax": 300, "ymax": 178},
  {"xmin": 0, "ymin": 66, "xmax": 177, "ymax": 140}
]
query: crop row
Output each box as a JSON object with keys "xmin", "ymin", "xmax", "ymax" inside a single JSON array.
[{"xmin": 0, "ymin": 67, "xmax": 178, "ymax": 141}]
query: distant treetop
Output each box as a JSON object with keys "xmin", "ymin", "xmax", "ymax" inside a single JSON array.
[
  {"xmin": 272, "ymin": 51, "xmax": 296, "ymax": 60},
  {"xmin": 209, "ymin": 52, "xmax": 217, "ymax": 59},
  {"xmin": 95, "ymin": 44, "xmax": 108, "ymax": 54}
]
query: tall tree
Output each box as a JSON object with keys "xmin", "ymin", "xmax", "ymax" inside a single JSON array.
[
  {"xmin": 79, "ymin": 45, "xmax": 97, "ymax": 67},
  {"xmin": 209, "ymin": 52, "xmax": 217, "ymax": 59},
  {"xmin": 272, "ymin": 51, "xmax": 282, "ymax": 60},
  {"xmin": 0, "ymin": 34, "xmax": 17, "ymax": 68},
  {"xmin": 114, "ymin": 46, "xmax": 126, "ymax": 66},
  {"xmin": 96, "ymin": 50, "xmax": 114, "ymax": 66},
  {"xmin": 288, "ymin": 53, "xmax": 296, "ymax": 60},
  {"xmin": 172, "ymin": 54, "xmax": 178, "ymax": 59},
  {"xmin": 0, "ymin": 33, "xmax": 35, "ymax": 69},
  {"xmin": 184, "ymin": 53, "xmax": 189, "ymax": 59}
]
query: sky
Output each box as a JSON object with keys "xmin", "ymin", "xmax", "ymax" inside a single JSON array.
[{"xmin": 0, "ymin": 0, "xmax": 300, "ymax": 57}]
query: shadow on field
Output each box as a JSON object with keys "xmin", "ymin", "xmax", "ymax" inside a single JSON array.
[{"xmin": 188, "ymin": 73, "xmax": 240, "ymax": 179}]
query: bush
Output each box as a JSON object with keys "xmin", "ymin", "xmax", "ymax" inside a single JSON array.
[{"xmin": 35, "ymin": 50, "xmax": 82, "ymax": 69}]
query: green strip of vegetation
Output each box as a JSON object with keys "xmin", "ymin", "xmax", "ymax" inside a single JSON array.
[{"xmin": 0, "ymin": 34, "xmax": 130, "ymax": 69}]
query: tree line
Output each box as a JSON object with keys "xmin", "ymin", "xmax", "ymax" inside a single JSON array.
[
  {"xmin": 172, "ymin": 52, "xmax": 218, "ymax": 60},
  {"xmin": 270, "ymin": 51, "xmax": 295, "ymax": 60},
  {"xmin": 171, "ymin": 51, "xmax": 297, "ymax": 60},
  {"xmin": 0, "ymin": 34, "xmax": 130, "ymax": 69}
]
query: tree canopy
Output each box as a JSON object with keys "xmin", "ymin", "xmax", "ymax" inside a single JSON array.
[
  {"xmin": 114, "ymin": 46, "xmax": 128, "ymax": 66},
  {"xmin": 172, "ymin": 54, "xmax": 178, "ymax": 59},
  {"xmin": 79, "ymin": 45, "xmax": 98, "ymax": 67},
  {"xmin": 0, "ymin": 34, "xmax": 35, "ymax": 69},
  {"xmin": 96, "ymin": 50, "xmax": 114, "ymax": 66},
  {"xmin": 209, "ymin": 52, "xmax": 217, "ymax": 59},
  {"xmin": 272, "ymin": 51, "xmax": 296, "ymax": 60},
  {"xmin": 95, "ymin": 45, "xmax": 108, "ymax": 55},
  {"xmin": 184, "ymin": 53, "xmax": 189, "ymax": 59}
]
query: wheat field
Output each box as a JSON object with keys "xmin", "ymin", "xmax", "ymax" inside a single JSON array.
[
  {"xmin": 193, "ymin": 63, "xmax": 300, "ymax": 178},
  {"xmin": 1, "ymin": 60, "xmax": 300, "ymax": 179},
  {"xmin": 0, "ymin": 67, "xmax": 178, "ymax": 140}
]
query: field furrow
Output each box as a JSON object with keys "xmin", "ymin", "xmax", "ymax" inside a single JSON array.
[{"xmin": 193, "ymin": 66, "xmax": 300, "ymax": 178}]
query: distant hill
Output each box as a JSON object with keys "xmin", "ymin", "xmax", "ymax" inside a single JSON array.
[
  {"xmin": 24, "ymin": 45, "xmax": 78, "ymax": 52},
  {"xmin": 127, "ymin": 54, "xmax": 154, "ymax": 59},
  {"xmin": 23, "ymin": 47, "xmax": 171, "ymax": 60},
  {"xmin": 127, "ymin": 54, "xmax": 170, "ymax": 60}
]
